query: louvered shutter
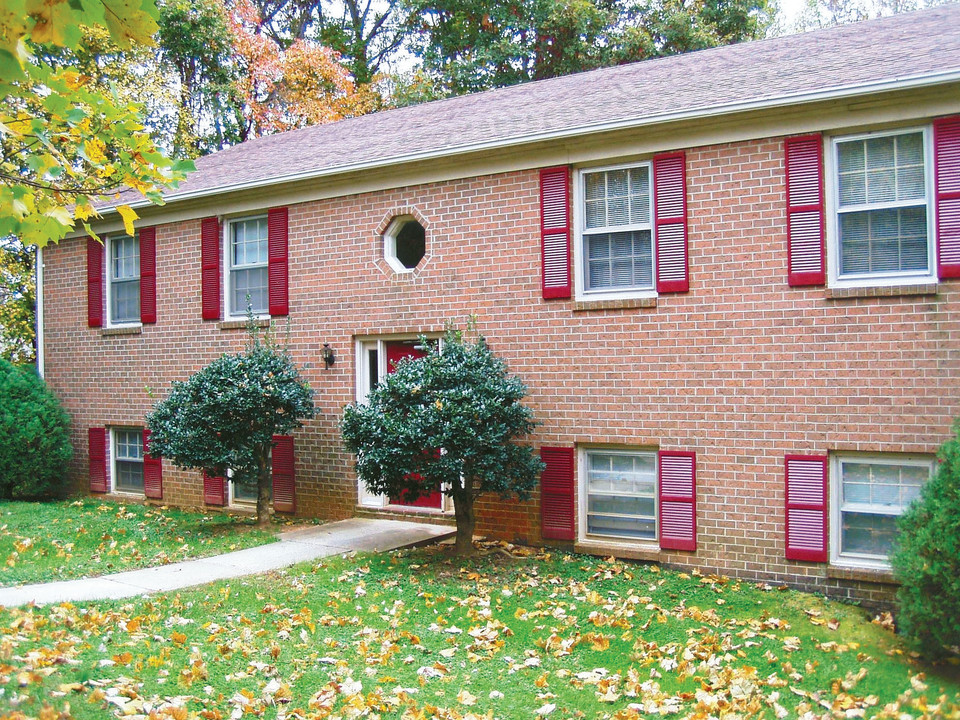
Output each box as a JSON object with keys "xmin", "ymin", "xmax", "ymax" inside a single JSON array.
[
  {"xmin": 272, "ymin": 435, "xmax": 296, "ymax": 513},
  {"xmin": 268, "ymin": 207, "xmax": 289, "ymax": 315},
  {"xmin": 540, "ymin": 167, "xmax": 571, "ymax": 299},
  {"xmin": 784, "ymin": 135, "xmax": 826, "ymax": 286},
  {"xmin": 653, "ymin": 152, "xmax": 689, "ymax": 293},
  {"xmin": 935, "ymin": 116, "xmax": 960, "ymax": 278},
  {"xmin": 89, "ymin": 427, "xmax": 107, "ymax": 493},
  {"xmin": 658, "ymin": 451, "xmax": 696, "ymax": 551},
  {"xmin": 540, "ymin": 446, "xmax": 575, "ymax": 540},
  {"xmin": 139, "ymin": 226, "xmax": 157, "ymax": 324},
  {"xmin": 142, "ymin": 429, "xmax": 163, "ymax": 499},
  {"xmin": 201, "ymin": 217, "xmax": 221, "ymax": 320},
  {"xmin": 203, "ymin": 471, "xmax": 227, "ymax": 506},
  {"xmin": 784, "ymin": 455, "xmax": 828, "ymax": 562},
  {"xmin": 86, "ymin": 237, "xmax": 103, "ymax": 327}
]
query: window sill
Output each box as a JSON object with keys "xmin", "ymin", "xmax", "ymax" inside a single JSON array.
[
  {"xmin": 826, "ymin": 564, "xmax": 897, "ymax": 585},
  {"xmin": 102, "ymin": 325, "xmax": 142, "ymax": 337},
  {"xmin": 575, "ymin": 539, "xmax": 662, "ymax": 562},
  {"xmin": 825, "ymin": 283, "xmax": 938, "ymax": 300},
  {"xmin": 220, "ymin": 318, "xmax": 270, "ymax": 330},
  {"xmin": 573, "ymin": 297, "xmax": 658, "ymax": 312}
]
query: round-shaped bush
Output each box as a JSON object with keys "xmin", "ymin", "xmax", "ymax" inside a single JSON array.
[
  {"xmin": 891, "ymin": 422, "xmax": 960, "ymax": 657},
  {"xmin": 0, "ymin": 360, "xmax": 72, "ymax": 499}
]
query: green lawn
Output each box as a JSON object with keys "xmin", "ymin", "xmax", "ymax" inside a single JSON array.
[
  {"xmin": 1, "ymin": 544, "xmax": 957, "ymax": 719},
  {"xmin": 0, "ymin": 499, "xmax": 278, "ymax": 586}
]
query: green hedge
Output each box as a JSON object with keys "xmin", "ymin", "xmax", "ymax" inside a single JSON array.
[
  {"xmin": 0, "ymin": 360, "xmax": 72, "ymax": 499},
  {"xmin": 891, "ymin": 421, "xmax": 960, "ymax": 657}
]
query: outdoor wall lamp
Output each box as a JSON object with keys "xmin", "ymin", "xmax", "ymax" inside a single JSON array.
[{"xmin": 321, "ymin": 343, "xmax": 336, "ymax": 369}]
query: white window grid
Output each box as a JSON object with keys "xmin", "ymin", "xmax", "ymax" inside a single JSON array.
[
  {"xmin": 112, "ymin": 428, "xmax": 144, "ymax": 495},
  {"xmin": 574, "ymin": 161, "xmax": 657, "ymax": 300},
  {"xmin": 827, "ymin": 126, "xmax": 937, "ymax": 288},
  {"xmin": 225, "ymin": 215, "xmax": 269, "ymax": 318},
  {"xmin": 578, "ymin": 447, "xmax": 659, "ymax": 544},
  {"xmin": 106, "ymin": 234, "xmax": 140, "ymax": 326},
  {"xmin": 830, "ymin": 453, "xmax": 933, "ymax": 568}
]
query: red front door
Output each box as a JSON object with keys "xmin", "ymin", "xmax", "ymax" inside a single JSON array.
[{"xmin": 385, "ymin": 341, "xmax": 442, "ymax": 509}]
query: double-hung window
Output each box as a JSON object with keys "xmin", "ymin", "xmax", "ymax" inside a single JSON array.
[
  {"xmin": 108, "ymin": 235, "xmax": 140, "ymax": 325},
  {"xmin": 582, "ymin": 450, "xmax": 657, "ymax": 541},
  {"xmin": 228, "ymin": 216, "xmax": 269, "ymax": 317},
  {"xmin": 831, "ymin": 129, "xmax": 935, "ymax": 285},
  {"xmin": 579, "ymin": 163, "xmax": 655, "ymax": 296},
  {"xmin": 113, "ymin": 429, "xmax": 144, "ymax": 494},
  {"xmin": 832, "ymin": 454, "xmax": 932, "ymax": 566}
]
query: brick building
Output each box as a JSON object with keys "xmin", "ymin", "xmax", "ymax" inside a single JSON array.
[{"xmin": 39, "ymin": 6, "xmax": 960, "ymax": 604}]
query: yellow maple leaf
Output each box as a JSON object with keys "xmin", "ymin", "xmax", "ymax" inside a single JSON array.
[{"xmin": 116, "ymin": 204, "xmax": 138, "ymax": 236}]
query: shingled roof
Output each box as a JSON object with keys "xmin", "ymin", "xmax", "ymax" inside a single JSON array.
[{"xmin": 121, "ymin": 4, "xmax": 960, "ymax": 208}]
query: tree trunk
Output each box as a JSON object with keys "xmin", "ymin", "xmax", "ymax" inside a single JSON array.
[
  {"xmin": 256, "ymin": 449, "xmax": 272, "ymax": 527},
  {"xmin": 451, "ymin": 490, "xmax": 476, "ymax": 555}
]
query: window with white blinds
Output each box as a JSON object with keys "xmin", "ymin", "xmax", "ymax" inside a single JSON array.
[
  {"xmin": 833, "ymin": 129, "xmax": 933, "ymax": 282},
  {"xmin": 832, "ymin": 454, "xmax": 932, "ymax": 567},
  {"xmin": 580, "ymin": 164, "xmax": 655, "ymax": 293}
]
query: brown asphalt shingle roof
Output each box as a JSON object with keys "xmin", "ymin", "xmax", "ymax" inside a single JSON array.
[{"xmin": 123, "ymin": 4, "xmax": 960, "ymax": 208}]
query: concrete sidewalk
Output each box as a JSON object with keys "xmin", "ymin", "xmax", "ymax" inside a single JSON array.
[{"xmin": 0, "ymin": 518, "xmax": 454, "ymax": 607}]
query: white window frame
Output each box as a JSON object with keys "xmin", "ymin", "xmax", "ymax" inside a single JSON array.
[
  {"xmin": 105, "ymin": 234, "xmax": 141, "ymax": 328},
  {"xmin": 826, "ymin": 126, "xmax": 937, "ymax": 289},
  {"xmin": 830, "ymin": 452, "xmax": 933, "ymax": 569},
  {"xmin": 224, "ymin": 214, "xmax": 270, "ymax": 320},
  {"xmin": 111, "ymin": 427, "xmax": 144, "ymax": 496},
  {"xmin": 227, "ymin": 468, "xmax": 262, "ymax": 507},
  {"xmin": 354, "ymin": 334, "xmax": 448, "ymax": 510},
  {"xmin": 577, "ymin": 446, "xmax": 659, "ymax": 547},
  {"xmin": 383, "ymin": 216, "xmax": 426, "ymax": 274},
  {"xmin": 574, "ymin": 160, "xmax": 657, "ymax": 302}
]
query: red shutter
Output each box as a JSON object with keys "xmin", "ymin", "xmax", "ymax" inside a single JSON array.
[
  {"xmin": 142, "ymin": 429, "xmax": 163, "ymax": 499},
  {"xmin": 658, "ymin": 451, "xmax": 696, "ymax": 551},
  {"xmin": 784, "ymin": 134, "xmax": 826, "ymax": 286},
  {"xmin": 88, "ymin": 427, "xmax": 107, "ymax": 493},
  {"xmin": 540, "ymin": 446, "xmax": 575, "ymax": 540},
  {"xmin": 784, "ymin": 455, "xmax": 828, "ymax": 562},
  {"xmin": 201, "ymin": 217, "xmax": 221, "ymax": 320},
  {"xmin": 272, "ymin": 435, "xmax": 296, "ymax": 513},
  {"xmin": 540, "ymin": 167, "xmax": 571, "ymax": 299},
  {"xmin": 203, "ymin": 471, "xmax": 227, "ymax": 506},
  {"xmin": 86, "ymin": 237, "xmax": 103, "ymax": 328},
  {"xmin": 935, "ymin": 115, "xmax": 960, "ymax": 279},
  {"xmin": 268, "ymin": 207, "xmax": 289, "ymax": 316},
  {"xmin": 139, "ymin": 226, "xmax": 157, "ymax": 324},
  {"xmin": 653, "ymin": 152, "xmax": 689, "ymax": 293}
]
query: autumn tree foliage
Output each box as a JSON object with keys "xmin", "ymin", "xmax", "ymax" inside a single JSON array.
[
  {"xmin": 0, "ymin": 0, "xmax": 193, "ymax": 247},
  {"xmin": 227, "ymin": 0, "xmax": 376, "ymax": 138},
  {"xmin": 341, "ymin": 330, "xmax": 544, "ymax": 554}
]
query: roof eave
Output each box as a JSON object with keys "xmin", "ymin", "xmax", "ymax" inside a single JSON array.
[{"xmin": 99, "ymin": 67, "xmax": 960, "ymax": 216}]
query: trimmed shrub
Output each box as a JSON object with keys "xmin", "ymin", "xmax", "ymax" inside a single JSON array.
[
  {"xmin": 0, "ymin": 360, "xmax": 72, "ymax": 499},
  {"xmin": 891, "ymin": 421, "xmax": 960, "ymax": 657}
]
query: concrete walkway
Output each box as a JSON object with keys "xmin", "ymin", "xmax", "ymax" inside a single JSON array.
[{"xmin": 0, "ymin": 518, "xmax": 454, "ymax": 607}]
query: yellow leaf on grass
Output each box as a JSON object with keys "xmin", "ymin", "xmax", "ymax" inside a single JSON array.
[
  {"xmin": 116, "ymin": 204, "xmax": 138, "ymax": 237},
  {"xmin": 457, "ymin": 689, "xmax": 477, "ymax": 706}
]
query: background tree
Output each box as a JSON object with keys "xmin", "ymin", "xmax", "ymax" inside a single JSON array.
[
  {"xmin": 158, "ymin": 0, "xmax": 244, "ymax": 156},
  {"xmin": 0, "ymin": 0, "xmax": 194, "ymax": 247},
  {"xmin": 403, "ymin": 0, "xmax": 775, "ymax": 96},
  {"xmin": 341, "ymin": 330, "xmax": 544, "ymax": 554},
  {"xmin": 146, "ymin": 331, "xmax": 314, "ymax": 525},
  {"xmin": 0, "ymin": 237, "xmax": 35, "ymax": 364},
  {"xmin": 891, "ymin": 421, "xmax": 960, "ymax": 658}
]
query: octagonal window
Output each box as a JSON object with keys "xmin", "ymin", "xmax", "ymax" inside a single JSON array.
[{"xmin": 384, "ymin": 216, "xmax": 426, "ymax": 273}]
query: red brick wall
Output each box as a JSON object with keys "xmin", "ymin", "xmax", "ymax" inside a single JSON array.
[{"xmin": 42, "ymin": 133, "xmax": 960, "ymax": 605}]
